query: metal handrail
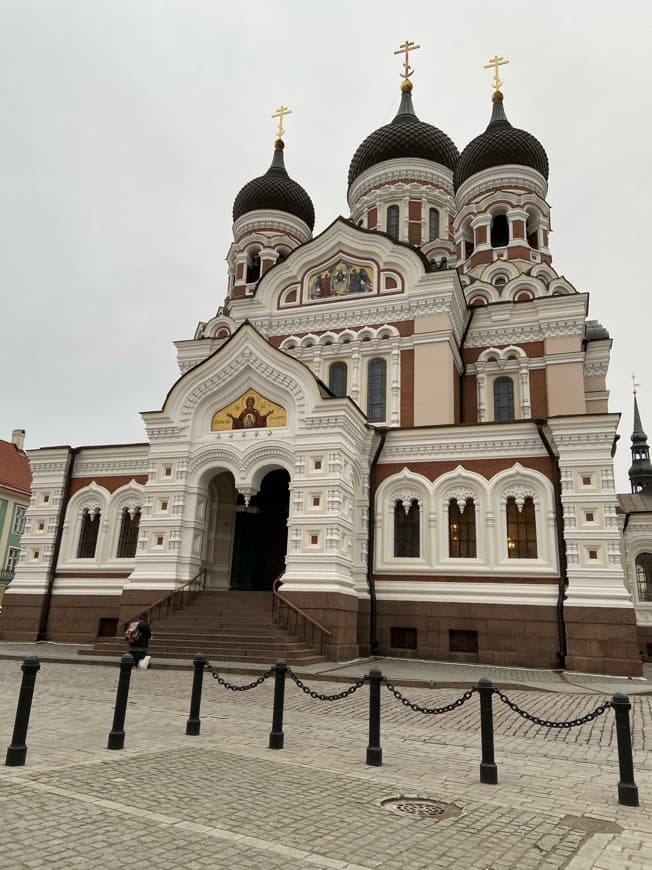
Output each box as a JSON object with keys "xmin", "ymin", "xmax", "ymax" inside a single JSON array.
[
  {"xmin": 119, "ymin": 569, "xmax": 206, "ymax": 636},
  {"xmin": 272, "ymin": 576, "xmax": 331, "ymax": 655}
]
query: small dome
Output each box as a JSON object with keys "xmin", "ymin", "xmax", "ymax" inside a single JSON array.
[
  {"xmin": 233, "ymin": 141, "xmax": 315, "ymax": 230},
  {"xmin": 455, "ymin": 93, "xmax": 548, "ymax": 191},
  {"xmin": 348, "ymin": 88, "xmax": 459, "ymax": 187}
]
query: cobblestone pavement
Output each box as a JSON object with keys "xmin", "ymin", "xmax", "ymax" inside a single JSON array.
[{"xmin": 0, "ymin": 660, "xmax": 650, "ymax": 869}]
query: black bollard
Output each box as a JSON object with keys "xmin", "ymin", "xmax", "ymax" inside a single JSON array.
[
  {"xmin": 612, "ymin": 693, "xmax": 639, "ymax": 807},
  {"xmin": 478, "ymin": 678, "xmax": 498, "ymax": 785},
  {"xmin": 186, "ymin": 654, "xmax": 208, "ymax": 736},
  {"xmin": 269, "ymin": 660, "xmax": 287, "ymax": 749},
  {"xmin": 5, "ymin": 656, "xmax": 41, "ymax": 767},
  {"xmin": 366, "ymin": 669, "xmax": 382, "ymax": 766},
  {"xmin": 107, "ymin": 654, "xmax": 135, "ymax": 750}
]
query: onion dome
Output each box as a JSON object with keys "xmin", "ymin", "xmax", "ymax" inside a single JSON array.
[
  {"xmin": 454, "ymin": 92, "xmax": 549, "ymax": 191},
  {"xmin": 348, "ymin": 83, "xmax": 459, "ymax": 187},
  {"xmin": 233, "ymin": 139, "xmax": 315, "ymax": 230}
]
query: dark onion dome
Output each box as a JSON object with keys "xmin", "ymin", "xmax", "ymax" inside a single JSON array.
[
  {"xmin": 454, "ymin": 91, "xmax": 549, "ymax": 191},
  {"xmin": 233, "ymin": 139, "xmax": 315, "ymax": 230},
  {"xmin": 348, "ymin": 84, "xmax": 459, "ymax": 187}
]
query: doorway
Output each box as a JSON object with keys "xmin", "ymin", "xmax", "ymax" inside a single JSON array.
[{"xmin": 230, "ymin": 469, "xmax": 290, "ymax": 590}]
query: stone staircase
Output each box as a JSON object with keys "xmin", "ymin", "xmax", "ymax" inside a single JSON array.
[{"xmin": 80, "ymin": 590, "xmax": 327, "ymax": 666}]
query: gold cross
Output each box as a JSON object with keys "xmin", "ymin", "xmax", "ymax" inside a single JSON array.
[
  {"xmin": 394, "ymin": 39, "xmax": 421, "ymax": 81},
  {"xmin": 633, "ymin": 373, "xmax": 640, "ymax": 395},
  {"xmin": 272, "ymin": 105, "xmax": 292, "ymax": 140},
  {"xmin": 484, "ymin": 55, "xmax": 509, "ymax": 91}
]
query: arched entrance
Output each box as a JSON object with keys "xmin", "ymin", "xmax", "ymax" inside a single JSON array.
[{"xmin": 230, "ymin": 469, "xmax": 290, "ymax": 590}]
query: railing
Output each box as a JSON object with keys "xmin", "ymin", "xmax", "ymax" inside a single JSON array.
[
  {"xmin": 119, "ymin": 569, "xmax": 206, "ymax": 636},
  {"xmin": 272, "ymin": 576, "xmax": 331, "ymax": 656}
]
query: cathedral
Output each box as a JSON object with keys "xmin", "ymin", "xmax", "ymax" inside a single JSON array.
[{"xmin": 2, "ymin": 48, "xmax": 646, "ymax": 676}]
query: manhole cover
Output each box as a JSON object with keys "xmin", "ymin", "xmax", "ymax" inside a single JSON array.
[{"xmin": 381, "ymin": 797, "xmax": 461, "ymax": 821}]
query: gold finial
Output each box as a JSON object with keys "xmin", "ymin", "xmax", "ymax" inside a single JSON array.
[
  {"xmin": 633, "ymin": 373, "xmax": 640, "ymax": 396},
  {"xmin": 484, "ymin": 54, "xmax": 509, "ymax": 93},
  {"xmin": 272, "ymin": 104, "xmax": 292, "ymax": 140},
  {"xmin": 394, "ymin": 39, "xmax": 421, "ymax": 91}
]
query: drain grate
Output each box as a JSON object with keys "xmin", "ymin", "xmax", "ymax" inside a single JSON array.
[{"xmin": 381, "ymin": 797, "xmax": 461, "ymax": 821}]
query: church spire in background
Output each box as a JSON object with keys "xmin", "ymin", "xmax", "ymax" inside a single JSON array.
[{"xmin": 629, "ymin": 377, "xmax": 652, "ymax": 493}]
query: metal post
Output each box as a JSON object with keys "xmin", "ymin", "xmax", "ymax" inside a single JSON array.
[
  {"xmin": 186, "ymin": 654, "xmax": 208, "ymax": 736},
  {"xmin": 5, "ymin": 656, "xmax": 41, "ymax": 767},
  {"xmin": 269, "ymin": 659, "xmax": 287, "ymax": 749},
  {"xmin": 478, "ymin": 678, "xmax": 498, "ymax": 785},
  {"xmin": 366, "ymin": 669, "xmax": 382, "ymax": 766},
  {"xmin": 107, "ymin": 654, "xmax": 134, "ymax": 750},
  {"xmin": 612, "ymin": 693, "xmax": 639, "ymax": 807}
]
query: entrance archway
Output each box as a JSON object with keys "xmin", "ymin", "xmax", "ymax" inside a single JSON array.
[{"xmin": 230, "ymin": 469, "xmax": 290, "ymax": 590}]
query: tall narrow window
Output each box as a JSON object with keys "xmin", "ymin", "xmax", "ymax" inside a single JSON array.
[
  {"xmin": 449, "ymin": 498, "xmax": 477, "ymax": 557},
  {"xmin": 429, "ymin": 208, "xmax": 440, "ymax": 242},
  {"xmin": 490, "ymin": 214, "xmax": 509, "ymax": 247},
  {"xmin": 635, "ymin": 553, "xmax": 652, "ymax": 602},
  {"xmin": 506, "ymin": 496, "xmax": 537, "ymax": 558},
  {"xmin": 246, "ymin": 251, "xmax": 261, "ymax": 283},
  {"xmin": 367, "ymin": 358, "xmax": 387, "ymax": 422},
  {"xmin": 394, "ymin": 499, "xmax": 420, "ymax": 557},
  {"xmin": 12, "ymin": 506, "xmax": 26, "ymax": 535},
  {"xmin": 328, "ymin": 361, "xmax": 348, "ymax": 398},
  {"xmin": 77, "ymin": 508, "xmax": 100, "ymax": 558},
  {"xmin": 386, "ymin": 205, "xmax": 399, "ymax": 239},
  {"xmin": 117, "ymin": 507, "xmax": 141, "ymax": 558},
  {"xmin": 494, "ymin": 377, "xmax": 515, "ymax": 422}
]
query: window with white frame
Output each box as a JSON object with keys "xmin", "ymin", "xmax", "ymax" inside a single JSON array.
[
  {"xmin": 329, "ymin": 361, "xmax": 348, "ymax": 398},
  {"xmin": 116, "ymin": 507, "xmax": 141, "ymax": 558},
  {"xmin": 386, "ymin": 205, "xmax": 400, "ymax": 239},
  {"xmin": 77, "ymin": 508, "xmax": 101, "ymax": 558},
  {"xmin": 506, "ymin": 496, "xmax": 537, "ymax": 558},
  {"xmin": 448, "ymin": 498, "xmax": 477, "ymax": 557},
  {"xmin": 367, "ymin": 358, "xmax": 387, "ymax": 422},
  {"xmin": 394, "ymin": 499, "xmax": 420, "ymax": 557},
  {"xmin": 635, "ymin": 553, "xmax": 652, "ymax": 603},
  {"xmin": 493, "ymin": 377, "xmax": 515, "ymax": 422},
  {"xmin": 12, "ymin": 506, "xmax": 26, "ymax": 535},
  {"xmin": 5, "ymin": 546, "xmax": 20, "ymax": 574}
]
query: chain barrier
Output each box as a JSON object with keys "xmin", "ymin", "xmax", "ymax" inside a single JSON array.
[
  {"xmin": 492, "ymin": 687, "xmax": 612, "ymax": 729},
  {"xmin": 208, "ymin": 667, "xmax": 273, "ymax": 692},
  {"xmin": 286, "ymin": 667, "xmax": 366, "ymax": 701},
  {"xmin": 383, "ymin": 679, "xmax": 477, "ymax": 714}
]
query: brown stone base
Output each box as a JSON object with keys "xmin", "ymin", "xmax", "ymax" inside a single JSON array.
[
  {"xmin": 369, "ymin": 600, "xmax": 561, "ymax": 669},
  {"xmin": 564, "ymin": 607, "xmax": 642, "ymax": 677},
  {"xmin": 638, "ymin": 626, "xmax": 652, "ymax": 662},
  {"xmin": 0, "ymin": 589, "xmax": 167, "ymax": 644},
  {"xmin": 281, "ymin": 590, "xmax": 360, "ymax": 661}
]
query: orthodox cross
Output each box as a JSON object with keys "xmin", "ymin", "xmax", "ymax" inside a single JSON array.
[
  {"xmin": 394, "ymin": 39, "xmax": 421, "ymax": 82},
  {"xmin": 633, "ymin": 373, "xmax": 640, "ymax": 395},
  {"xmin": 484, "ymin": 55, "xmax": 509, "ymax": 91},
  {"xmin": 272, "ymin": 105, "xmax": 292, "ymax": 140}
]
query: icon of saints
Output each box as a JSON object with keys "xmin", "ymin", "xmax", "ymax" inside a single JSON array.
[{"xmin": 227, "ymin": 397, "xmax": 273, "ymax": 429}]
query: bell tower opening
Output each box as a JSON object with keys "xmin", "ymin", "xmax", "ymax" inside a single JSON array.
[{"xmin": 230, "ymin": 469, "xmax": 290, "ymax": 590}]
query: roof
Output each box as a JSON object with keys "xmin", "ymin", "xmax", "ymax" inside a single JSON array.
[
  {"xmin": 348, "ymin": 88, "xmax": 459, "ymax": 187},
  {"xmin": 233, "ymin": 140, "xmax": 315, "ymax": 230},
  {"xmin": 617, "ymin": 490, "xmax": 652, "ymax": 514},
  {"xmin": 454, "ymin": 93, "xmax": 549, "ymax": 191},
  {"xmin": 0, "ymin": 439, "xmax": 32, "ymax": 496}
]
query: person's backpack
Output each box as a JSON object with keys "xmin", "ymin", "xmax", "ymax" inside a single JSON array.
[{"xmin": 124, "ymin": 620, "xmax": 142, "ymax": 644}]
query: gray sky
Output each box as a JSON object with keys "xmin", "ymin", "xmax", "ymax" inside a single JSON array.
[{"xmin": 1, "ymin": 0, "xmax": 650, "ymax": 490}]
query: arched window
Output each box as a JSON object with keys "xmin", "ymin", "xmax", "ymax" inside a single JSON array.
[
  {"xmin": 329, "ymin": 361, "xmax": 348, "ymax": 398},
  {"xmin": 429, "ymin": 208, "xmax": 440, "ymax": 242},
  {"xmin": 394, "ymin": 499, "xmax": 420, "ymax": 557},
  {"xmin": 246, "ymin": 250, "xmax": 261, "ymax": 283},
  {"xmin": 490, "ymin": 214, "xmax": 509, "ymax": 247},
  {"xmin": 386, "ymin": 205, "xmax": 399, "ymax": 239},
  {"xmin": 77, "ymin": 508, "xmax": 100, "ymax": 558},
  {"xmin": 367, "ymin": 358, "xmax": 387, "ymax": 422},
  {"xmin": 635, "ymin": 553, "xmax": 652, "ymax": 602},
  {"xmin": 117, "ymin": 507, "xmax": 141, "ymax": 558},
  {"xmin": 494, "ymin": 377, "xmax": 515, "ymax": 422},
  {"xmin": 506, "ymin": 496, "xmax": 537, "ymax": 558},
  {"xmin": 449, "ymin": 498, "xmax": 476, "ymax": 557}
]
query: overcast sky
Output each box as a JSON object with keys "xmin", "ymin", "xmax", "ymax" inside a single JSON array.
[{"xmin": 1, "ymin": 0, "xmax": 650, "ymax": 490}]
